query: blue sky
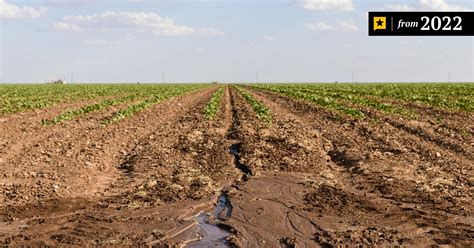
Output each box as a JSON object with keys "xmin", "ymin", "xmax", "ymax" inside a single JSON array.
[{"xmin": 0, "ymin": 0, "xmax": 473, "ymax": 83}]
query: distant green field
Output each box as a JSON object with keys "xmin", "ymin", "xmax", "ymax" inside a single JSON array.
[
  {"xmin": 0, "ymin": 84, "xmax": 209, "ymax": 123},
  {"xmin": 251, "ymin": 83, "xmax": 473, "ymax": 118},
  {"xmin": 1, "ymin": 83, "xmax": 472, "ymax": 123}
]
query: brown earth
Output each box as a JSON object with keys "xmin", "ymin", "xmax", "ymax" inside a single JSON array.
[{"xmin": 0, "ymin": 85, "xmax": 472, "ymax": 247}]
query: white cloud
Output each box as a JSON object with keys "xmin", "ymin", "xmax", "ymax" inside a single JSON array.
[
  {"xmin": 297, "ymin": 0, "xmax": 354, "ymax": 12},
  {"xmin": 419, "ymin": 0, "xmax": 471, "ymax": 11},
  {"xmin": 305, "ymin": 19, "xmax": 358, "ymax": 32},
  {"xmin": 0, "ymin": 0, "xmax": 46, "ymax": 19},
  {"xmin": 54, "ymin": 11, "xmax": 223, "ymax": 37}
]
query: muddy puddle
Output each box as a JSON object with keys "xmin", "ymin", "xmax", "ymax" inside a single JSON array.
[
  {"xmin": 186, "ymin": 213, "xmax": 229, "ymax": 247},
  {"xmin": 183, "ymin": 145, "xmax": 240, "ymax": 247},
  {"xmin": 186, "ymin": 193, "xmax": 232, "ymax": 247},
  {"xmin": 213, "ymin": 194, "xmax": 233, "ymax": 221}
]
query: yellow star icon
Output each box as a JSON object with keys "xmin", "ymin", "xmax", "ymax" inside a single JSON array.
[{"xmin": 374, "ymin": 17, "xmax": 386, "ymax": 31}]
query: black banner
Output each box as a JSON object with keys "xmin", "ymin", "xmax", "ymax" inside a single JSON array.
[{"xmin": 368, "ymin": 12, "xmax": 474, "ymax": 36}]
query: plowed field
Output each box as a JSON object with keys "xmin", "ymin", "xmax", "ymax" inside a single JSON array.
[{"xmin": 0, "ymin": 84, "xmax": 472, "ymax": 247}]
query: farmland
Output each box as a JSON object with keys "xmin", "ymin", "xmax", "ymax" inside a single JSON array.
[{"xmin": 0, "ymin": 83, "xmax": 472, "ymax": 247}]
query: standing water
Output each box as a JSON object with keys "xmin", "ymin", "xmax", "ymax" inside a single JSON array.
[
  {"xmin": 185, "ymin": 144, "xmax": 246, "ymax": 247},
  {"xmin": 186, "ymin": 193, "xmax": 232, "ymax": 247}
]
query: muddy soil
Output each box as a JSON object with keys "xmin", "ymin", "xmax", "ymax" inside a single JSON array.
[{"xmin": 0, "ymin": 85, "xmax": 472, "ymax": 247}]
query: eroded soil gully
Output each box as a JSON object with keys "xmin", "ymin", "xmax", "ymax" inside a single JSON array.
[
  {"xmin": 227, "ymin": 87, "xmax": 254, "ymax": 180},
  {"xmin": 179, "ymin": 87, "xmax": 255, "ymax": 246},
  {"xmin": 173, "ymin": 86, "xmax": 275, "ymax": 246}
]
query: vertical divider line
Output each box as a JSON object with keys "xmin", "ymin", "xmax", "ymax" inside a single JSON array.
[{"xmin": 391, "ymin": 17, "xmax": 394, "ymax": 32}]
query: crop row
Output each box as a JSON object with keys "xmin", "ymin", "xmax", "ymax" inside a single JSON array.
[
  {"xmin": 41, "ymin": 94, "xmax": 142, "ymax": 125},
  {"xmin": 204, "ymin": 87, "xmax": 224, "ymax": 120},
  {"xmin": 235, "ymin": 86, "xmax": 271, "ymax": 122},
  {"xmin": 101, "ymin": 85, "xmax": 206, "ymax": 125}
]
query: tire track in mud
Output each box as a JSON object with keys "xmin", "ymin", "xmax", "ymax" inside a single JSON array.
[{"xmin": 245, "ymin": 87, "xmax": 473, "ymax": 246}]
